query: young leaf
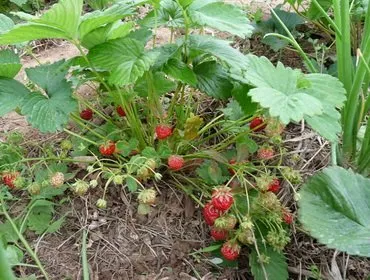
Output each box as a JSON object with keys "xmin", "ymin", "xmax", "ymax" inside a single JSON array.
[
  {"xmin": 189, "ymin": 1, "xmax": 254, "ymax": 38},
  {"xmin": 140, "ymin": 0, "xmax": 184, "ymax": 28},
  {"xmin": 22, "ymin": 60, "xmax": 77, "ymax": 132},
  {"xmin": 0, "ymin": 50, "xmax": 21, "ymax": 78},
  {"xmin": 249, "ymin": 245, "xmax": 288, "ymax": 280},
  {"xmin": 193, "ymin": 61, "xmax": 233, "ymax": 100},
  {"xmin": 299, "ymin": 166, "xmax": 370, "ymax": 257},
  {"xmin": 0, "ymin": 78, "xmax": 30, "ymax": 116},
  {"xmin": 87, "ymin": 38, "xmax": 159, "ymax": 86}
]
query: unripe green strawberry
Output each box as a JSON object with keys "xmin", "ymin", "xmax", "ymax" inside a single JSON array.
[
  {"xmin": 255, "ymin": 173, "xmax": 275, "ymax": 192},
  {"xmin": 41, "ymin": 180, "xmax": 50, "ymax": 188},
  {"xmin": 237, "ymin": 229, "xmax": 255, "ymax": 245},
  {"xmin": 112, "ymin": 174, "xmax": 124, "ymax": 185},
  {"xmin": 89, "ymin": 179, "xmax": 98, "ymax": 187},
  {"xmin": 214, "ymin": 214, "xmax": 237, "ymax": 230},
  {"xmin": 96, "ymin": 198, "xmax": 107, "ymax": 209},
  {"xmin": 266, "ymin": 229, "xmax": 290, "ymax": 251},
  {"xmin": 146, "ymin": 159, "xmax": 157, "ymax": 170},
  {"xmin": 60, "ymin": 139, "xmax": 73, "ymax": 151},
  {"xmin": 259, "ymin": 192, "xmax": 282, "ymax": 212},
  {"xmin": 138, "ymin": 188, "xmax": 157, "ymax": 204},
  {"xmin": 281, "ymin": 167, "xmax": 302, "ymax": 184},
  {"xmin": 240, "ymin": 216, "xmax": 254, "ymax": 231},
  {"xmin": 13, "ymin": 176, "xmax": 26, "ymax": 189},
  {"xmin": 73, "ymin": 180, "xmax": 89, "ymax": 196},
  {"xmin": 50, "ymin": 172, "xmax": 65, "ymax": 187},
  {"xmin": 137, "ymin": 166, "xmax": 150, "ymax": 180},
  {"xmin": 28, "ymin": 183, "xmax": 41, "ymax": 195}
]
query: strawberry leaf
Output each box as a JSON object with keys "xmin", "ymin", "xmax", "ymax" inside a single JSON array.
[
  {"xmin": 0, "ymin": 0, "xmax": 83, "ymax": 45},
  {"xmin": 189, "ymin": 0, "xmax": 254, "ymax": 38},
  {"xmin": 27, "ymin": 200, "xmax": 54, "ymax": 234},
  {"xmin": 0, "ymin": 78, "xmax": 30, "ymax": 116},
  {"xmin": 299, "ymin": 166, "xmax": 370, "ymax": 257},
  {"xmin": 140, "ymin": 0, "xmax": 184, "ymax": 28},
  {"xmin": 88, "ymin": 37, "xmax": 159, "ymax": 86},
  {"xmin": 194, "ymin": 61, "xmax": 233, "ymax": 100},
  {"xmin": 0, "ymin": 14, "xmax": 14, "ymax": 33},
  {"xmin": 0, "ymin": 50, "xmax": 21, "ymax": 78},
  {"xmin": 21, "ymin": 60, "xmax": 77, "ymax": 133},
  {"xmin": 164, "ymin": 58, "xmax": 197, "ymax": 86},
  {"xmin": 249, "ymin": 245, "xmax": 288, "ymax": 280}
]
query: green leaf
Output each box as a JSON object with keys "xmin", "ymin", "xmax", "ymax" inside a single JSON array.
[
  {"xmin": 22, "ymin": 60, "xmax": 77, "ymax": 132},
  {"xmin": 5, "ymin": 245, "xmax": 23, "ymax": 266},
  {"xmin": 0, "ymin": 243, "xmax": 16, "ymax": 280},
  {"xmin": 232, "ymin": 83, "xmax": 257, "ymax": 115},
  {"xmin": 27, "ymin": 200, "xmax": 54, "ymax": 234},
  {"xmin": 79, "ymin": 2, "xmax": 134, "ymax": 39},
  {"xmin": 299, "ymin": 166, "xmax": 370, "ymax": 257},
  {"xmin": 88, "ymin": 38, "xmax": 159, "ymax": 86},
  {"xmin": 164, "ymin": 58, "xmax": 197, "ymax": 86},
  {"xmin": 0, "ymin": 14, "xmax": 14, "ymax": 33},
  {"xmin": 306, "ymin": 0, "xmax": 332, "ymax": 20},
  {"xmin": 249, "ymin": 245, "xmax": 288, "ymax": 280},
  {"xmin": 0, "ymin": 78, "xmax": 30, "ymax": 116},
  {"xmin": 178, "ymin": 0, "xmax": 194, "ymax": 8},
  {"xmin": 194, "ymin": 61, "xmax": 233, "ymax": 100},
  {"xmin": 222, "ymin": 99, "xmax": 244, "ymax": 121},
  {"xmin": 196, "ymin": 160, "xmax": 229, "ymax": 185},
  {"xmin": 46, "ymin": 215, "xmax": 67, "ymax": 233},
  {"xmin": 0, "ymin": 0, "xmax": 83, "ymax": 44},
  {"xmin": 188, "ymin": 35, "xmax": 249, "ymax": 72},
  {"xmin": 0, "ymin": 50, "xmax": 21, "ymax": 78},
  {"xmin": 189, "ymin": 1, "xmax": 254, "ymax": 37},
  {"xmin": 140, "ymin": 0, "xmax": 184, "ymax": 28},
  {"xmin": 126, "ymin": 176, "xmax": 138, "ymax": 192},
  {"xmin": 134, "ymin": 72, "xmax": 176, "ymax": 97},
  {"xmin": 0, "ymin": 220, "xmax": 19, "ymax": 243}
]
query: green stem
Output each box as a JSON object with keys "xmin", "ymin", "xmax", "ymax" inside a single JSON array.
[
  {"xmin": 0, "ymin": 199, "xmax": 50, "ymax": 280},
  {"xmin": 81, "ymin": 230, "xmax": 90, "ymax": 280},
  {"xmin": 63, "ymin": 128, "xmax": 99, "ymax": 146}
]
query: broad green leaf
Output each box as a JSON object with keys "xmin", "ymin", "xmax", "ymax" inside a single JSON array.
[
  {"xmin": 22, "ymin": 60, "xmax": 77, "ymax": 132},
  {"xmin": 140, "ymin": 0, "xmax": 184, "ymax": 28},
  {"xmin": 249, "ymin": 245, "xmax": 288, "ymax": 280},
  {"xmin": 153, "ymin": 43, "xmax": 181, "ymax": 69},
  {"xmin": 134, "ymin": 72, "xmax": 176, "ymax": 97},
  {"xmin": 196, "ymin": 160, "xmax": 229, "ymax": 185},
  {"xmin": 108, "ymin": 21, "xmax": 135, "ymax": 40},
  {"xmin": 189, "ymin": 1, "xmax": 254, "ymax": 37},
  {"xmin": 0, "ymin": 0, "xmax": 83, "ymax": 44},
  {"xmin": 27, "ymin": 200, "xmax": 54, "ymax": 234},
  {"xmin": 0, "ymin": 78, "xmax": 30, "ymax": 116},
  {"xmin": 188, "ymin": 35, "xmax": 249, "ymax": 71},
  {"xmin": 88, "ymin": 38, "xmax": 159, "ymax": 86},
  {"xmin": 126, "ymin": 176, "xmax": 138, "ymax": 192},
  {"xmin": 164, "ymin": 58, "xmax": 197, "ymax": 86},
  {"xmin": 0, "ymin": 243, "xmax": 16, "ymax": 280},
  {"xmin": 178, "ymin": 0, "xmax": 194, "ymax": 8},
  {"xmin": 249, "ymin": 87, "xmax": 322, "ymax": 124},
  {"xmin": 306, "ymin": 0, "xmax": 332, "ymax": 20},
  {"xmin": 222, "ymin": 99, "xmax": 244, "ymax": 121},
  {"xmin": 232, "ymin": 83, "xmax": 257, "ymax": 115},
  {"xmin": 79, "ymin": 2, "xmax": 134, "ymax": 39},
  {"xmin": 32, "ymin": 0, "xmax": 83, "ymax": 38},
  {"xmin": 0, "ymin": 14, "xmax": 14, "ymax": 33},
  {"xmin": 5, "ymin": 245, "xmax": 23, "ymax": 266},
  {"xmin": 0, "ymin": 50, "xmax": 21, "ymax": 78},
  {"xmin": 46, "ymin": 215, "xmax": 67, "ymax": 233},
  {"xmin": 299, "ymin": 166, "xmax": 370, "ymax": 257},
  {"xmin": 193, "ymin": 61, "xmax": 233, "ymax": 100}
]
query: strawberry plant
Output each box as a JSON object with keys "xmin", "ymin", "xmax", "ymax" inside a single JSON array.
[{"xmin": 0, "ymin": 0, "xmax": 354, "ymax": 278}]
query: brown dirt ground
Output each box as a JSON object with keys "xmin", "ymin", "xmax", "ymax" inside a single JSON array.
[{"xmin": 1, "ymin": 1, "xmax": 370, "ymax": 280}]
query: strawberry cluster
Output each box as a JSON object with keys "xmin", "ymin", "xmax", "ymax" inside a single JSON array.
[{"xmin": 203, "ymin": 186, "xmax": 241, "ymax": 260}]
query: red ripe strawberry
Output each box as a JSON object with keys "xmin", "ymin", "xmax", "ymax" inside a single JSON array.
[
  {"xmin": 221, "ymin": 241, "xmax": 241, "ymax": 261},
  {"xmin": 210, "ymin": 228, "xmax": 228, "ymax": 241},
  {"xmin": 155, "ymin": 124, "xmax": 172, "ymax": 140},
  {"xmin": 99, "ymin": 141, "xmax": 116, "ymax": 156},
  {"xmin": 283, "ymin": 211, "xmax": 293, "ymax": 224},
  {"xmin": 257, "ymin": 146, "xmax": 274, "ymax": 160},
  {"xmin": 250, "ymin": 117, "xmax": 266, "ymax": 132},
  {"xmin": 168, "ymin": 155, "xmax": 184, "ymax": 171},
  {"xmin": 2, "ymin": 172, "xmax": 19, "ymax": 189},
  {"xmin": 80, "ymin": 109, "xmax": 93, "ymax": 120},
  {"xmin": 203, "ymin": 202, "xmax": 223, "ymax": 226},
  {"xmin": 211, "ymin": 186, "xmax": 234, "ymax": 211},
  {"xmin": 268, "ymin": 178, "xmax": 280, "ymax": 193},
  {"xmin": 116, "ymin": 106, "xmax": 126, "ymax": 117}
]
